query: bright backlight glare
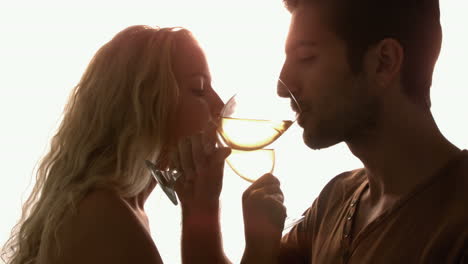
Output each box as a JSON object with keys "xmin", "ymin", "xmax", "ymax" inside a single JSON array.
[{"xmin": 1, "ymin": 1, "xmax": 467, "ymax": 264}]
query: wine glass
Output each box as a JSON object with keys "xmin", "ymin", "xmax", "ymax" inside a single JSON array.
[
  {"xmin": 216, "ymin": 78, "xmax": 304, "ymax": 231},
  {"xmin": 144, "ymin": 160, "xmax": 181, "ymax": 205},
  {"xmin": 145, "ymin": 78, "xmax": 304, "ymax": 230}
]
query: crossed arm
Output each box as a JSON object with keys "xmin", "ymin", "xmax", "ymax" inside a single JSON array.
[
  {"xmin": 180, "ymin": 174, "xmax": 287, "ymax": 264},
  {"xmin": 174, "ymin": 126, "xmax": 288, "ymax": 264}
]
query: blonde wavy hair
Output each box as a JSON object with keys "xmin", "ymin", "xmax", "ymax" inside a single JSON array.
[{"xmin": 2, "ymin": 25, "xmax": 194, "ymax": 264}]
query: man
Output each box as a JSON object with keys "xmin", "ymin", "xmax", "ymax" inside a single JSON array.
[
  {"xmin": 178, "ymin": 0, "xmax": 467, "ymax": 263},
  {"xmin": 256, "ymin": 0, "xmax": 467, "ymax": 262}
]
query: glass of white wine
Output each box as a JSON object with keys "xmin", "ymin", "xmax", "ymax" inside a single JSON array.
[
  {"xmin": 145, "ymin": 78, "xmax": 304, "ymax": 230},
  {"xmin": 217, "ymin": 82, "xmax": 293, "ymax": 181},
  {"xmin": 217, "ymin": 79, "xmax": 304, "ymax": 230}
]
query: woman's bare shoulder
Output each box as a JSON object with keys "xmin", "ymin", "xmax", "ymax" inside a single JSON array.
[{"xmin": 51, "ymin": 188, "xmax": 163, "ymax": 264}]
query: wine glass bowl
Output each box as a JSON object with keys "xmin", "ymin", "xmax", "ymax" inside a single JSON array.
[
  {"xmin": 225, "ymin": 148, "xmax": 275, "ymax": 183},
  {"xmin": 216, "ymin": 78, "xmax": 300, "ymax": 181},
  {"xmin": 144, "ymin": 78, "xmax": 305, "ymax": 229},
  {"xmin": 219, "ymin": 115, "xmax": 293, "ymax": 151},
  {"xmin": 217, "ymin": 78, "xmax": 305, "ymax": 229}
]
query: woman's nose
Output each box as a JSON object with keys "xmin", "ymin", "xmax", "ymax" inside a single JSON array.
[{"xmin": 210, "ymin": 91, "xmax": 224, "ymax": 119}]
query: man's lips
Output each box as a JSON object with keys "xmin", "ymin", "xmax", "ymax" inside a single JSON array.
[
  {"xmin": 297, "ymin": 111, "xmax": 307, "ymax": 127},
  {"xmin": 291, "ymin": 100, "xmax": 303, "ymax": 114},
  {"xmin": 291, "ymin": 102, "xmax": 300, "ymax": 113}
]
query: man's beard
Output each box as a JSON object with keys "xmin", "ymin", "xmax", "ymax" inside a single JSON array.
[{"xmin": 303, "ymin": 79, "xmax": 380, "ymax": 150}]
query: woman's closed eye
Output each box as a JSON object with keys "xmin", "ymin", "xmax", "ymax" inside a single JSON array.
[{"xmin": 190, "ymin": 76, "xmax": 206, "ymax": 96}]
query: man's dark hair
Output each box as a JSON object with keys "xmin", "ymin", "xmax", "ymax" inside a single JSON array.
[{"xmin": 283, "ymin": 0, "xmax": 442, "ymax": 107}]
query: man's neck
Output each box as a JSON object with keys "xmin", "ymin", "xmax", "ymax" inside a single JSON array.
[{"xmin": 346, "ymin": 99, "xmax": 461, "ymax": 205}]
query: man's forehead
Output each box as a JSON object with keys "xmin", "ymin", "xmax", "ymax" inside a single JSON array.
[{"xmin": 286, "ymin": 4, "xmax": 325, "ymax": 50}]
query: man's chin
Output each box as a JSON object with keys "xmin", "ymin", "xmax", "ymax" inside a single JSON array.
[{"xmin": 303, "ymin": 130, "xmax": 340, "ymax": 150}]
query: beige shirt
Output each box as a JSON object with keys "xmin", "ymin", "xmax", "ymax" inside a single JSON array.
[{"xmin": 280, "ymin": 151, "xmax": 468, "ymax": 263}]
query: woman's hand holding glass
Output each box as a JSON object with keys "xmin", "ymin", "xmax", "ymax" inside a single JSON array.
[
  {"xmin": 146, "ymin": 79, "xmax": 304, "ymax": 231},
  {"xmin": 172, "ymin": 122, "xmax": 231, "ymax": 212}
]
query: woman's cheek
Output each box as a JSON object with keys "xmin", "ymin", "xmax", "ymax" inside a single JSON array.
[{"xmin": 180, "ymin": 111, "xmax": 209, "ymax": 136}]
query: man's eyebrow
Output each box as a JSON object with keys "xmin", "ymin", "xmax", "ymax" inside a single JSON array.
[{"xmin": 286, "ymin": 41, "xmax": 318, "ymax": 54}]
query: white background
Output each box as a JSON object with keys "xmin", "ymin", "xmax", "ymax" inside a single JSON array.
[{"xmin": 1, "ymin": 1, "xmax": 467, "ymax": 263}]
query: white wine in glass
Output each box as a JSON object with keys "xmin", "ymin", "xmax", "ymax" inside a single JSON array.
[
  {"xmin": 225, "ymin": 148, "xmax": 276, "ymax": 183},
  {"xmin": 219, "ymin": 117, "xmax": 293, "ymax": 151},
  {"xmin": 217, "ymin": 79, "xmax": 298, "ymax": 182},
  {"xmin": 145, "ymin": 78, "xmax": 304, "ymax": 230},
  {"xmin": 217, "ymin": 79, "xmax": 305, "ymax": 230},
  {"xmin": 218, "ymin": 116, "xmax": 292, "ymax": 181}
]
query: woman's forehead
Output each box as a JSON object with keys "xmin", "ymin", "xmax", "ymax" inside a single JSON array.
[{"xmin": 172, "ymin": 36, "xmax": 209, "ymax": 79}]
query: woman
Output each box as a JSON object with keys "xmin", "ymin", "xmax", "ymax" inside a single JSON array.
[{"xmin": 1, "ymin": 25, "xmax": 231, "ymax": 264}]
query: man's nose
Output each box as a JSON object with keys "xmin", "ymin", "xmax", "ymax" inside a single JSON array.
[
  {"xmin": 277, "ymin": 78, "xmax": 291, "ymax": 98},
  {"xmin": 278, "ymin": 60, "xmax": 298, "ymax": 98}
]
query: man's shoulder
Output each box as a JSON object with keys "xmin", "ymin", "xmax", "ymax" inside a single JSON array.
[
  {"xmin": 443, "ymin": 149, "xmax": 468, "ymax": 210},
  {"xmin": 439, "ymin": 149, "xmax": 468, "ymax": 200},
  {"xmin": 318, "ymin": 168, "xmax": 367, "ymax": 202},
  {"xmin": 455, "ymin": 149, "xmax": 468, "ymax": 180},
  {"xmin": 299, "ymin": 169, "xmax": 367, "ymax": 219}
]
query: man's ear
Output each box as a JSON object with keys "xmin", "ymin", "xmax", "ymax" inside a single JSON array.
[{"xmin": 364, "ymin": 38, "xmax": 404, "ymax": 87}]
